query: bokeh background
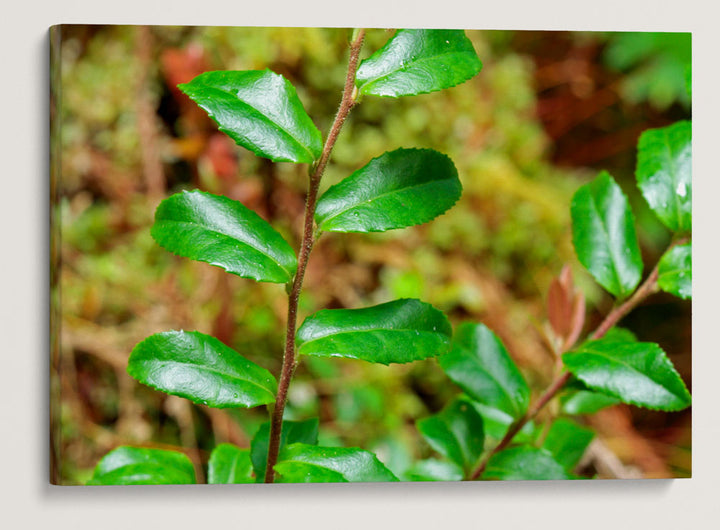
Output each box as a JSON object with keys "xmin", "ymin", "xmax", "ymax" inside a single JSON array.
[{"xmin": 50, "ymin": 25, "xmax": 691, "ymax": 485}]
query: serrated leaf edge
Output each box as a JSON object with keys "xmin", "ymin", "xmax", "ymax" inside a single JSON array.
[
  {"xmin": 178, "ymin": 70, "xmax": 321, "ymax": 163},
  {"xmin": 359, "ymin": 50, "xmax": 482, "ymax": 97},
  {"xmin": 563, "ymin": 344, "xmax": 691, "ymax": 411},
  {"xmin": 636, "ymin": 121, "xmax": 692, "ymax": 233},
  {"xmin": 442, "ymin": 354, "xmax": 525, "ymax": 419},
  {"xmin": 152, "ymin": 190, "xmax": 298, "ymax": 284},
  {"xmin": 571, "ymin": 172, "xmax": 642, "ymax": 298},
  {"xmin": 657, "ymin": 243, "xmax": 692, "ymax": 299},
  {"xmin": 127, "ymin": 331, "xmax": 277, "ymax": 409},
  {"xmin": 316, "ymin": 148, "xmax": 462, "ymax": 233},
  {"xmin": 441, "ymin": 325, "xmax": 530, "ymax": 419}
]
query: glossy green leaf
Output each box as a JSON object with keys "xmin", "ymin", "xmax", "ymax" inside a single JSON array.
[
  {"xmin": 152, "ymin": 191, "xmax": 297, "ymax": 284},
  {"xmin": 571, "ymin": 171, "xmax": 644, "ymax": 298},
  {"xmin": 250, "ymin": 418, "xmax": 319, "ymax": 482},
  {"xmin": 541, "ymin": 418, "xmax": 595, "ymax": 472},
  {"xmin": 178, "ymin": 70, "xmax": 322, "ymax": 163},
  {"xmin": 560, "ymin": 375, "xmax": 623, "ymax": 414},
  {"xmin": 405, "ymin": 459, "xmax": 464, "ymax": 482},
  {"xmin": 355, "ymin": 29, "xmax": 482, "ymax": 97},
  {"xmin": 483, "ymin": 447, "xmax": 569, "ymax": 481},
  {"xmin": 296, "ymin": 298, "xmax": 452, "ymax": 364},
  {"xmin": 274, "ymin": 444, "xmax": 399, "ymax": 483},
  {"xmin": 560, "ymin": 389, "xmax": 620, "ymax": 415},
  {"xmin": 601, "ymin": 327, "xmax": 638, "ymax": 343},
  {"xmin": 417, "ymin": 398, "xmax": 484, "ymax": 474},
  {"xmin": 657, "ymin": 242, "xmax": 692, "ymax": 299},
  {"xmin": 88, "ymin": 446, "xmax": 196, "ymax": 485},
  {"xmin": 471, "ymin": 403, "xmax": 536, "ymax": 445},
  {"xmin": 440, "ymin": 323, "xmax": 530, "ymax": 419},
  {"xmin": 274, "ymin": 463, "xmax": 348, "ymax": 483},
  {"xmin": 208, "ymin": 444, "xmax": 254, "ymax": 484},
  {"xmin": 315, "ymin": 148, "xmax": 462, "ymax": 233},
  {"xmin": 562, "ymin": 338, "xmax": 691, "ymax": 411},
  {"xmin": 636, "ymin": 121, "xmax": 692, "ymax": 233},
  {"xmin": 127, "ymin": 330, "xmax": 277, "ymax": 408}
]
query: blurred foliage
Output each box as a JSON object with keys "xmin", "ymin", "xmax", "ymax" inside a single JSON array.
[
  {"xmin": 602, "ymin": 32, "xmax": 691, "ymax": 111},
  {"xmin": 51, "ymin": 26, "xmax": 691, "ymax": 484}
]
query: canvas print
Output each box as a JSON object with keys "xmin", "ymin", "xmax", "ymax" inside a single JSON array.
[{"xmin": 50, "ymin": 25, "xmax": 692, "ymax": 485}]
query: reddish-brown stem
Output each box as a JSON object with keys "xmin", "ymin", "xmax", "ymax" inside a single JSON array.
[
  {"xmin": 468, "ymin": 371, "xmax": 572, "ymax": 480},
  {"xmin": 469, "ymin": 237, "xmax": 688, "ymax": 480},
  {"xmin": 589, "ymin": 236, "xmax": 687, "ymax": 341},
  {"xmin": 264, "ymin": 29, "xmax": 366, "ymax": 484}
]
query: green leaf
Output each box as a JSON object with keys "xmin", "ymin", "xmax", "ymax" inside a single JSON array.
[
  {"xmin": 657, "ymin": 242, "xmax": 692, "ymax": 299},
  {"xmin": 296, "ymin": 298, "xmax": 452, "ymax": 364},
  {"xmin": 315, "ymin": 148, "xmax": 462, "ymax": 233},
  {"xmin": 636, "ymin": 121, "xmax": 692, "ymax": 233},
  {"xmin": 250, "ymin": 418, "xmax": 319, "ymax": 482},
  {"xmin": 560, "ymin": 389, "xmax": 620, "ymax": 415},
  {"xmin": 560, "ymin": 375, "xmax": 623, "ymax": 414},
  {"xmin": 356, "ymin": 29, "xmax": 482, "ymax": 97},
  {"xmin": 471, "ymin": 403, "xmax": 536, "ymax": 445},
  {"xmin": 208, "ymin": 444, "xmax": 255, "ymax": 484},
  {"xmin": 602, "ymin": 33, "xmax": 690, "ymax": 111},
  {"xmin": 405, "ymin": 459, "xmax": 464, "ymax": 482},
  {"xmin": 483, "ymin": 447, "xmax": 569, "ymax": 481},
  {"xmin": 562, "ymin": 338, "xmax": 691, "ymax": 411},
  {"xmin": 440, "ymin": 323, "xmax": 530, "ymax": 419},
  {"xmin": 152, "ymin": 191, "xmax": 297, "ymax": 284},
  {"xmin": 127, "ymin": 330, "xmax": 277, "ymax": 409},
  {"xmin": 541, "ymin": 418, "xmax": 595, "ymax": 472},
  {"xmin": 417, "ymin": 397, "xmax": 484, "ymax": 475},
  {"xmin": 274, "ymin": 444, "xmax": 399, "ymax": 483},
  {"xmin": 571, "ymin": 171, "xmax": 644, "ymax": 298},
  {"xmin": 274, "ymin": 463, "xmax": 348, "ymax": 483},
  {"xmin": 601, "ymin": 327, "xmax": 638, "ymax": 343},
  {"xmin": 88, "ymin": 446, "xmax": 196, "ymax": 485},
  {"xmin": 178, "ymin": 70, "xmax": 322, "ymax": 163}
]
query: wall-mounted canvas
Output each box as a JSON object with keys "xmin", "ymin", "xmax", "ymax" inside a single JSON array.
[{"xmin": 50, "ymin": 25, "xmax": 692, "ymax": 486}]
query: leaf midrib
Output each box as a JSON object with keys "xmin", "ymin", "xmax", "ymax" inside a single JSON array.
[
  {"xmin": 588, "ymin": 188, "xmax": 626, "ymax": 297},
  {"xmin": 318, "ymin": 175, "xmax": 458, "ymax": 227},
  {"xmin": 155, "ymin": 218, "xmax": 295, "ymax": 279},
  {"xmin": 276, "ymin": 459, "xmax": 351, "ymax": 481},
  {"xmin": 659, "ymin": 268, "xmax": 690, "ymax": 282},
  {"xmin": 443, "ymin": 415, "xmax": 481, "ymax": 470},
  {"xmin": 299, "ymin": 324, "xmax": 447, "ymax": 344},
  {"xmin": 661, "ymin": 129, "xmax": 686, "ymax": 231},
  {"xmin": 449, "ymin": 349, "xmax": 525, "ymax": 419},
  {"xmin": 423, "ymin": 418, "xmax": 465, "ymax": 465},
  {"xmin": 225, "ymin": 452, "xmax": 243, "ymax": 483},
  {"xmin": 572, "ymin": 348, "xmax": 686, "ymax": 403},
  {"xmin": 134, "ymin": 358, "xmax": 275, "ymax": 400},
  {"xmin": 197, "ymin": 84, "xmax": 318, "ymax": 163},
  {"xmin": 360, "ymin": 50, "xmax": 477, "ymax": 92}
]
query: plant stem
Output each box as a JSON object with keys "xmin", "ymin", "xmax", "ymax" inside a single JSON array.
[
  {"xmin": 468, "ymin": 237, "xmax": 687, "ymax": 480},
  {"xmin": 588, "ymin": 237, "xmax": 686, "ymax": 339},
  {"xmin": 468, "ymin": 371, "xmax": 572, "ymax": 480},
  {"xmin": 264, "ymin": 29, "xmax": 366, "ymax": 484}
]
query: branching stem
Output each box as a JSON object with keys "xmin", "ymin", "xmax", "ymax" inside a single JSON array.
[
  {"xmin": 264, "ymin": 29, "xmax": 365, "ymax": 483},
  {"xmin": 468, "ymin": 237, "xmax": 688, "ymax": 481}
]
